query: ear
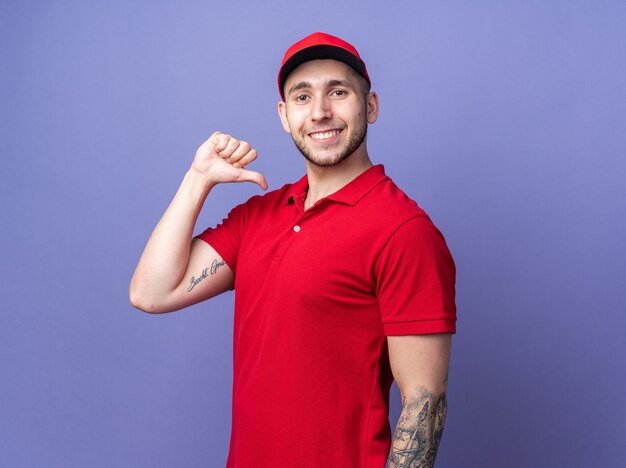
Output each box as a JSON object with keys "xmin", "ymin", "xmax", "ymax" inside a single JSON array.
[
  {"xmin": 277, "ymin": 101, "xmax": 291, "ymax": 133},
  {"xmin": 366, "ymin": 91, "xmax": 379, "ymax": 124}
]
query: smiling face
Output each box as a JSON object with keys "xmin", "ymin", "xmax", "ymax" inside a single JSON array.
[{"xmin": 278, "ymin": 59, "xmax": 378, "ymax": 168}]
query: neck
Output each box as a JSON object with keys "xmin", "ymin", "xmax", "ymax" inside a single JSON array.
[{"xmin": 303, "ymin": 147, "xmax": 373, "ymax": 210}]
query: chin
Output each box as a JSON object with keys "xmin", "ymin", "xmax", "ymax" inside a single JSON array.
[{"xmin": 301, "ymin": 149, "xmax": 353, "ymax": 168}]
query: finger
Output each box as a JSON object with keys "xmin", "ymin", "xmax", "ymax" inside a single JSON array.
[
  {"xmin": 227, "ymin": 140, "xmax": 251, "ymax": 163},
  {"xmin": 219, "ymin": 137, "xmax": 240, "ymax": 158},
  {"xmin": 207, "ymin": 131, "xmax": 222, "ymax": 146},
  {"xmin": 213, "ymin": 133, "xmax": 231, "ymax": 153},
  {"xmin": 237, "ymin": 168, "xmax": 268, "ymax": 190},
  {"xmin": 203, "ymin": 131, "xmax": 222, "ymax": 154},
  {"xmin": 232, "ymin": 149, "xmax": 257, "ymax": 168},
  {"xmin": 208, "ymin": 131, "xmax": 222, "ymax": 144}
]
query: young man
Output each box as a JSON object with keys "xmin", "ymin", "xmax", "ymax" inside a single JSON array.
[{"xmin": 130, "ymin": 32, "xmax": 456, "ymax": 468}]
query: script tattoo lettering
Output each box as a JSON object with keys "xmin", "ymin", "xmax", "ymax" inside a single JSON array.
[
  {"xmin": 187, "ymin": 259, "xmax": 226, "ymax": 292},
  {"xmin": 388, "ymin": 386, "xmax": 448, "ymax": 468},
  {"xmin": 210, "ymin": 258, "xmax": 225, "ymax": 274}
]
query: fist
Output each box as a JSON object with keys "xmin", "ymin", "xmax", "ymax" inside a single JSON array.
[{"xmin": 192, "ymin": 131, "xmax": 267, "ymax": 190}]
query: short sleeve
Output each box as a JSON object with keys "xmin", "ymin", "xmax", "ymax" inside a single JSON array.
[
  {"xmin": 194, "ymin": 202, "xmax": 248, "ymax": 276},
  {"xmin": 374, "ymin": 216, "xmax": 457, "ymax": 335}
]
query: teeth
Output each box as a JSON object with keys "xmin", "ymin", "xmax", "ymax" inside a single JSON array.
[{"xmin": 310, "ymin": 130, "xmax": 340, "ymax": 140}]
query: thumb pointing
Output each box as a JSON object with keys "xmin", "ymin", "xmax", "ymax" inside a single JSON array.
[{"xmin": 239, "ymin": 168, "xmax": 268, "ymax": 190}]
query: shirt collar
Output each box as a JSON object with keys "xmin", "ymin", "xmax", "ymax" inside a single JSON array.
[{"xmin": 284, "ymin": 164, "xmax": 388, "ymax": 206}]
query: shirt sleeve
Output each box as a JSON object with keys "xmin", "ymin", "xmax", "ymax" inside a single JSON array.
[
  {"xmin": 374, "ymin": 215, "xmax": 457, "ymax": 335},
  {"xmin": 194, "ymin": 202, "xmax": 248, "ymax": 277}
]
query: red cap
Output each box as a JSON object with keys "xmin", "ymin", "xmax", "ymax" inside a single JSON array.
[{"xmin": 278, "ymin": 32, "xmax": 370, "ymax": 100}]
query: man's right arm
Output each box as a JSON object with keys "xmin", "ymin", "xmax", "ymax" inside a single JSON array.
[{"xmin": 129, "ymin": 131, "xmax": 267, "ymax": 313}]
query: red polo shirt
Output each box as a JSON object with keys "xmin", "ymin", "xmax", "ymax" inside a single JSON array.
[{"xmin": 196, "ymin": 164, "xmax": 456, "ymax": 467}]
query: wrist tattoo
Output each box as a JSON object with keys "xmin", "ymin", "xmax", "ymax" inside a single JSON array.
[
  {"xmin": 187, "ymin": 258, "xmax": 226, "ymax": 292},
  {"xmin": 389, "ymin": 386, "xmax": 448, "ymax": 468}
]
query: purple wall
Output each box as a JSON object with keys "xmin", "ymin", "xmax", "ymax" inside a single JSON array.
[{"xmin": 2, "ymin": 1, "xmax": 625, "ymax": 467}]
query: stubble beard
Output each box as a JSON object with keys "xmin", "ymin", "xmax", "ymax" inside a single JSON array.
[{"xmin": 292, "ymin": 117, "xmax": 368, "ymax": 168}]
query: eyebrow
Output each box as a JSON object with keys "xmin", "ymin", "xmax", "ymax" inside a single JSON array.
[
  {"xmin": 327, "ymin": 79, "xmax": 355, "ymax": 90},
  {"xmin": 287, "ymin": 81, "xmax": 312, "ymax": 96},
  {"xmin": 286, "ymin": 79, "xmax": 356, "ymax": 97}
]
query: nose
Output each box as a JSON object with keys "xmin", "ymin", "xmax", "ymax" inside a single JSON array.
[{"xmin": 310, "ymin": 95, "xmax": 332, "ymax": 122}]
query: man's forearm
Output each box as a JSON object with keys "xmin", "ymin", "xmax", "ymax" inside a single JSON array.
[
  {"xmin": 387, "ymin": 386, "xmax": 448, "ymax": 468},
  {"xmin": 129, "ymin": 168, "xmax": 214, "ymax": 307}
]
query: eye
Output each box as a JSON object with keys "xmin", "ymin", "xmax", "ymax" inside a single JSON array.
[
  {"xmin": 331, "ymin": 89, "xmax": 347, "ymax": 97},
  {"xmin": 295, "ymin": 94, "xmax": 309, "ymax": 102}
]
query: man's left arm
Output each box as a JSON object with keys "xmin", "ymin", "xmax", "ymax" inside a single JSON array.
[{"xmin": 386, "ymin": 333, "xmax": 452, "ymax": 468}]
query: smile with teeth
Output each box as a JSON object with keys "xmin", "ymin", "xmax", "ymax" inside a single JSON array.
[{"xmin": 309, "ymin": 129, "xmax": 342, "ymax": 140}]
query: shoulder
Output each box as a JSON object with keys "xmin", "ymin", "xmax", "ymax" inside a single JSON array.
[
  {"xmin": 355, "ymin": 173, "xmax": 454, "ymax": 259},
  {"xmin": 361, "ymin": 174, "xmax": 429, "ymax": 227}
]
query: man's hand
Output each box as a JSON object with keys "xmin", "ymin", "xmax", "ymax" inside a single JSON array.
[{"xmin": 191, "ymin": 131, "xmax": 268, "ymax": 190}]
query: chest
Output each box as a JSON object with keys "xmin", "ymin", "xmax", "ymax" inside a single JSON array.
[{"xmin": 235, "ymin": 201, "xmax": 382, "ymax": 308}]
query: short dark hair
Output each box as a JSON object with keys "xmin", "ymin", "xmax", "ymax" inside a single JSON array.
[{"xmin": 355, "ymin": 72, "xmax": 371, "ymax": 99}]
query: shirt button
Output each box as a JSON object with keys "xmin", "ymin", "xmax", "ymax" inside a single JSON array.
[{"xmin": 293, "ymin": 225, "xmax": 301, "ymax": 232}]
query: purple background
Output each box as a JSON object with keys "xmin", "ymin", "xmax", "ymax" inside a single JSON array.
[{"xmin": 2, "ymin": 1, "xmax": 625, "ymax": 467}]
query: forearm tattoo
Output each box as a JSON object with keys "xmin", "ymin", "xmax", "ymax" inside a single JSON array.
[
  {"xmin": 388, "ymin": 385, "xmax": 448, "ymax": 468},
  {"xmin": 187, "ymin": 258, "xmax": 225, "ymax": 292}
]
